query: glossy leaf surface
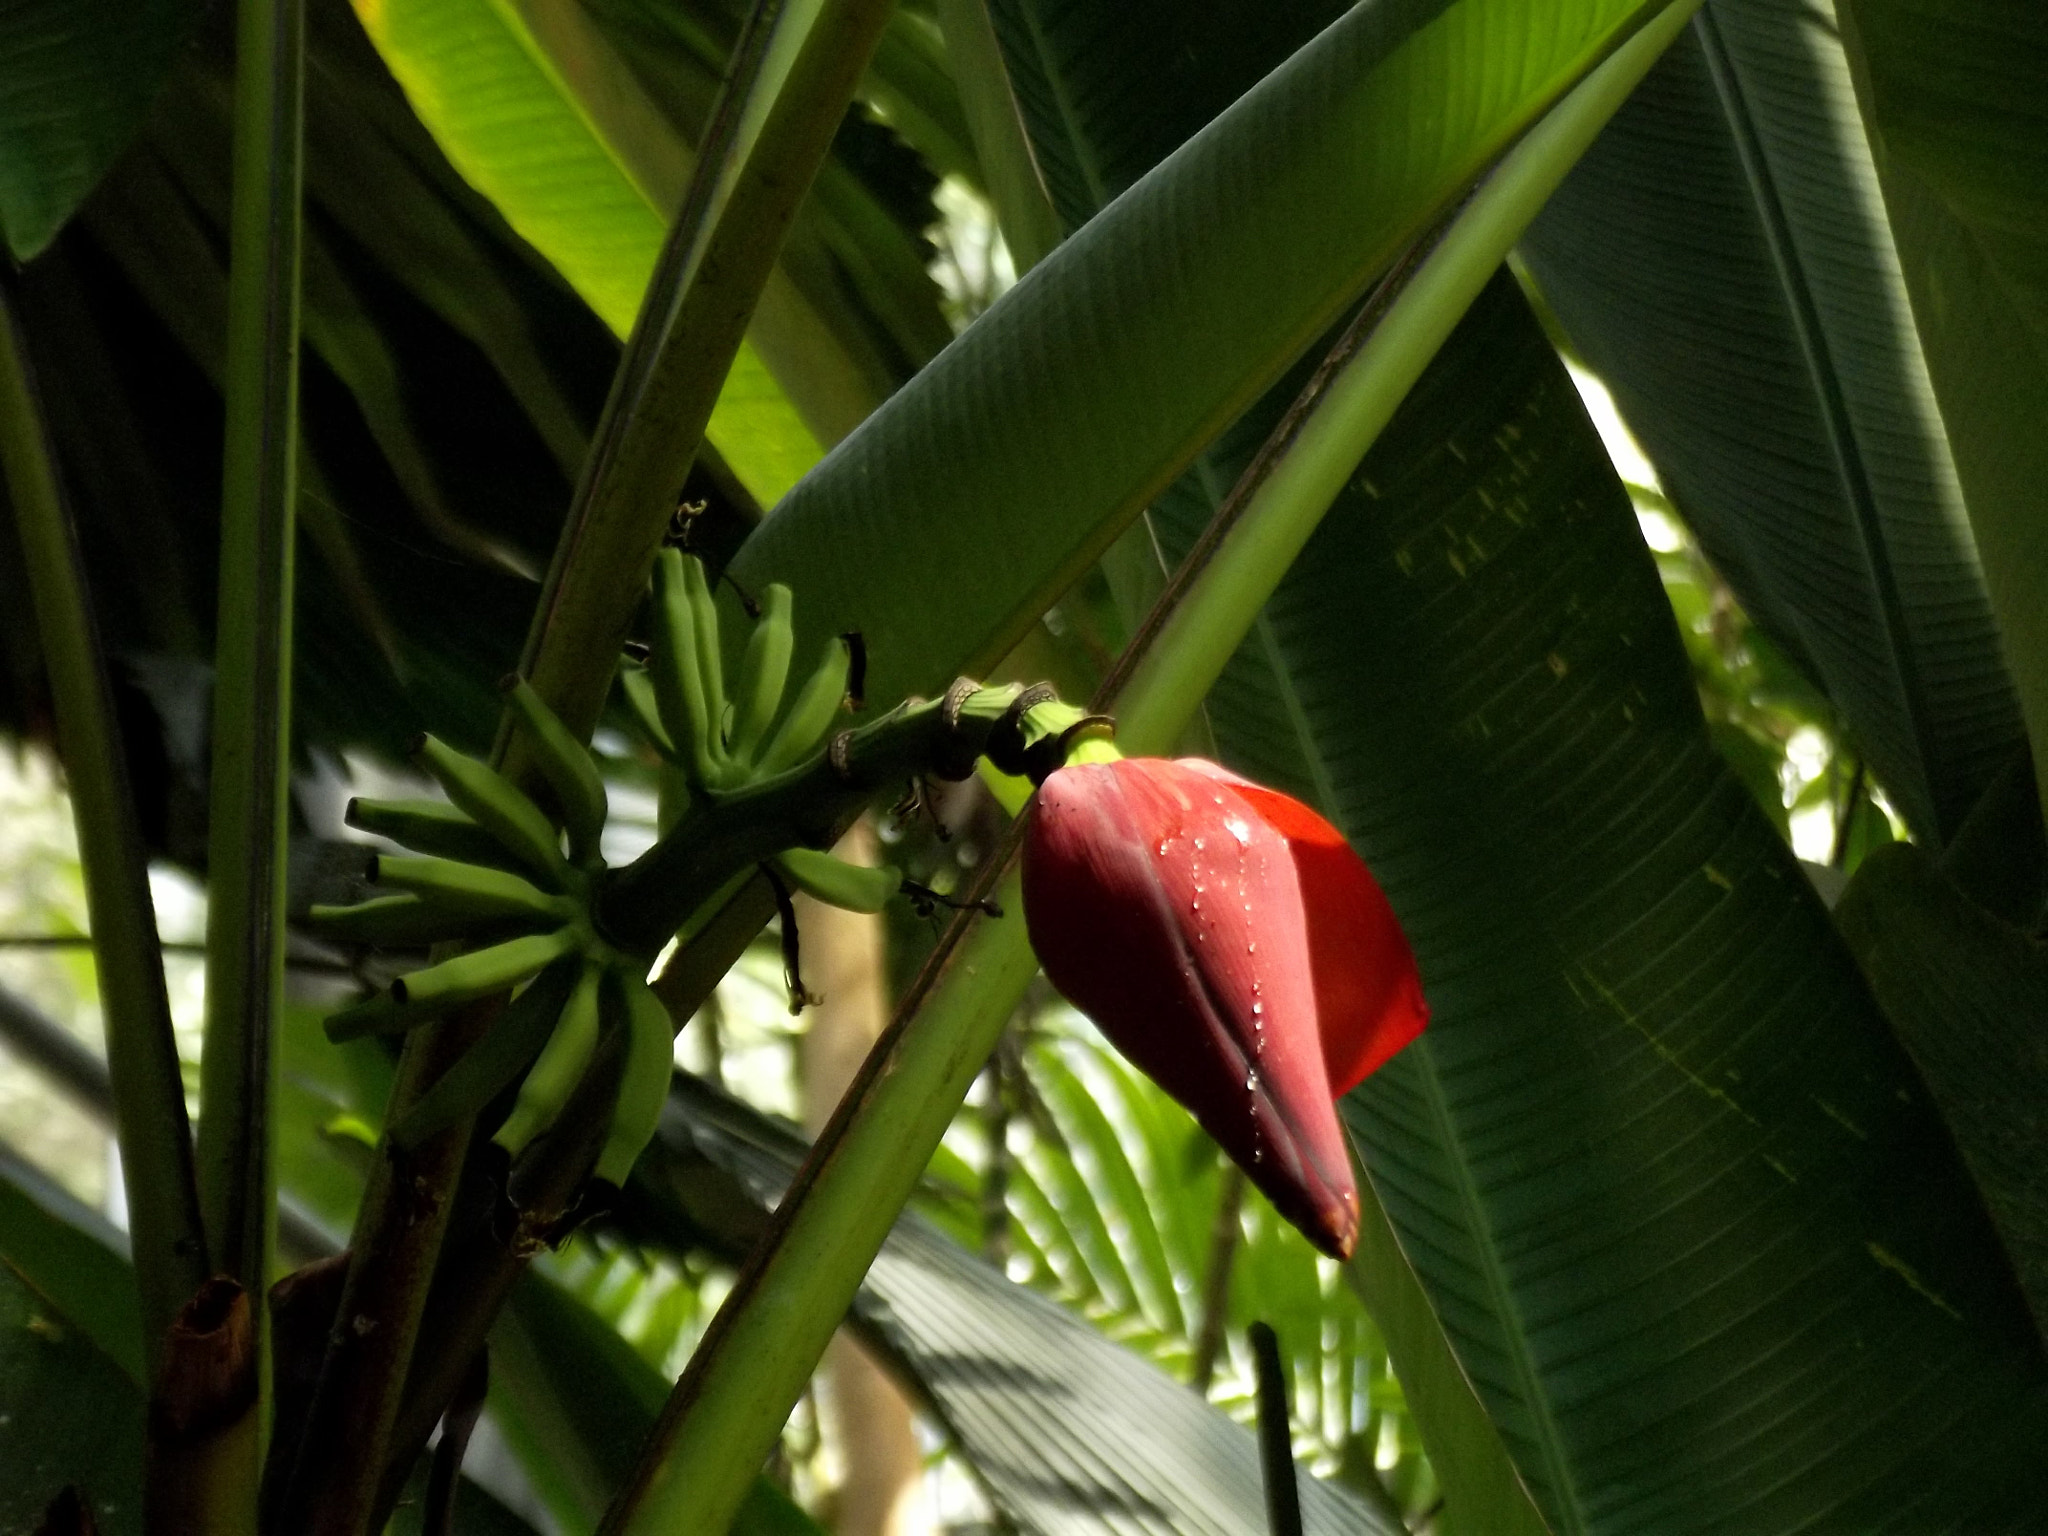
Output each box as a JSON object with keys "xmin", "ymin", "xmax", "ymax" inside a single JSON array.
[{"xmin": 730, "ymin": 0, "xmax": 1673, "ymax": 709}]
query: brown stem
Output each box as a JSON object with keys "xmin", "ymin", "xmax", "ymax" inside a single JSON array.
[
  {"xmin": 146, "ymin": 1277, "xmax": 259, "ymax": 1535},
  {"xmin": 272, "ymin": 997, "xmax": 497, "ymax": 1534}
]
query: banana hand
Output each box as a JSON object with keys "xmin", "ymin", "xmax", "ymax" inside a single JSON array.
[
  {"xmin": 755, "ymin": 634, "xmax": 851, "ymax": 777},
  {"xmin": 387, "ymin": 958, "xmax": 584, "ymax": 1151}
]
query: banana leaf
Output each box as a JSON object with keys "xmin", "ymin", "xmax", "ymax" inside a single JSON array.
[{"xmin": 1517, "ymin": 0, "xmax": 2023, "ymax": 845}]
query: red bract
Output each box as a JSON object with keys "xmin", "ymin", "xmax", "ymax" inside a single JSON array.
[{"xmin": 1022, "ymin": 757, "xmax": 1426, "ymax": 1260}]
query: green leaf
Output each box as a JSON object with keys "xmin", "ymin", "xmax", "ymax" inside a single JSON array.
[
  {"xmin": 0, "ymin": 1255, "xmax": 141, "ymax": 1533},
  {"xmin": 1517, "ymin": 0, "xmax": 2023, "ymax": 844},
  {"xmin": 731, "ymin": 0, "xmax": 1680, "ymax": 711},
  {"xmin": 1836, "ymin": 842, "xmax": 2048, "ymax": 1347},
  {"xmin": 346, "ymin": 0, "xmax": 826, "ymax": 503},
  {"xmin": 1163, "ymin": 268, "xmax": 2048, "ymax": 1530},
  {"xmin": 978, "ymin": 0, "xmax": 1352, "ymax": 234},
  {"xmin": 0, "ymin": 0, "xmax": 195, "ymax": 258},
  {"xmin": 1834, "ymin": 0, "xmax": 2048, "ymax": 833},
  {"xmin": 0, "ymin": 1146, "xmax": 144, "ymax": 1385}
]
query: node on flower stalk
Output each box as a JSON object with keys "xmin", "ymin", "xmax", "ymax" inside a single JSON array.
[{"xmin": 1022, "ymin": 754, "xmax": 1426, "ymax": 1259}]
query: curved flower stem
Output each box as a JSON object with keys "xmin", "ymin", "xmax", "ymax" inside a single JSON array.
[
  {"xmin": 595, "ymin": 682, "xmax": 1068, "ymax": 952},
  {"xmin": 594, "ymin": 7, "xmax": 1702, "ymax": 1531}
]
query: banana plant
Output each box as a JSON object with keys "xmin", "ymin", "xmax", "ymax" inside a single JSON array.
[{"xmin": 1, "ymin": 0, "xmax": 2046, "ymax": 1532}]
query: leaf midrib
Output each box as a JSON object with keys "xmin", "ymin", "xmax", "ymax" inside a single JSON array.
[{"xmin": 1691, "ymin": 5, "xmax": 1942, "ymax": 836}]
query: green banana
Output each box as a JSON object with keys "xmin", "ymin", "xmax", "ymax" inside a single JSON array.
[
  {"xmin": 681, "ymin": 554, "xmax": 728, "ymax": 759},
  {"xmin": 387, "ymin": 957, "xmax": 583, "ymax": 1151},
  {"xmin": 345, "ymin": 797, "xmax": 528, "ymax": 875},
  {"xmin": 414, "ymin": 734, "xmax": 569, "ymax": 888},
  {"xmin": 770, "ymin": 847, "xmax": 902, "ymax": 914},
  {"xmin": 593, "ymin": 968, "xmax": 678, "ymax": 1187},
  {"xmin": 325, "ymin": 927, "xmax": 580, "ymax": 1041},
  {"xmin": 494, "ymin": 958, "xmax": 604, "ymax": 1159},
  {"xmin": 372, "ymin": 854, "xmax": 569, "ymax": 924},
  {"xmin": 504, "ymin": 677, "xmax": 608, "ymax": 867},
  {"xmin": 755, "ymin": 635, "xmax": 851, "ymax": 776},
  {"xmin": 390, "ymin": 927, "xmax": 581, "ymax": 1012},
  {"xmin": 619, "ymin": 665, "xmax": 674, "ymax": 757},
  {"xmin": 729, "ymin": 582, "xmax": 793, "ymax": 767},
  {"xmin": 651, "ymin": 550, "xmax": 724, "ymax": 787},
  {"xmin": 307, "ymin": 893, "xmax": 509, "ymax": 948}
]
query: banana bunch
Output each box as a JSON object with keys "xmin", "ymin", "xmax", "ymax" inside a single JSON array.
[
  {"xmin": 623, "ymin": 548, "xmax": 902, "ymax": 914},
  {"xmin": 311, "ymin": 679, "xmax": 675, "ymax": 1186}
]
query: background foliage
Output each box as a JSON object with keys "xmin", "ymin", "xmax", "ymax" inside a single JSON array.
[{"xmin": 0, "ymin": 0, "xmax": 2044, "ymax": 1532}]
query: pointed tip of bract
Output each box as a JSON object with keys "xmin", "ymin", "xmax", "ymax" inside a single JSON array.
[{"xmin": 1311, "ymin": 1187, "xmax": 1360, "ymax": 1262}]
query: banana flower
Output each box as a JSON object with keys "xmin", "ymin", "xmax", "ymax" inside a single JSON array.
[{"xmin": 1022, "ymin": 756, "xmax": 1426, "ymax": 1258}]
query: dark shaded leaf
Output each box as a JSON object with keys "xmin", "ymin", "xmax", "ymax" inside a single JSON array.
[
  {"xmin": 1834, "ymin": 0, "xmax": 2048, "ymax": 835},
  {"xmin": 1836, "ymin": 842, "xmax": 2048, "ymax": 1347},
  {"xmin": 1518, "ymin": 0, "xmax": 2023, "ymax": 844},
  {"xmin": 1159, "ymin": 267, "xmax": 2048, "ymax": 1531},
  {"xmin": 0, "ymin": 0, "xmax": 196, "ymax": 257},
  {"xmin": 732, "ymin": 0, "xmax": 1672, "ymax": 711}
]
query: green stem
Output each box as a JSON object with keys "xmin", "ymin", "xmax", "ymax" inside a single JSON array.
[
  {"xmin": 196, "ymin": 0, "xmax": 303, "ymax": 1491},
  {"xmin": 596, "ymin": 682, "xmax": 1068, "ymax": 952},
  {"xmin": 507, "ymin": 0, "xmax": 900, "ymax": 769},
  {"xmin": 0, "ymin": 279, "xmax": 210, "ymax": 1371},
  {"xmin": 593, "ymin": 9, "xmax": 1701, "ymax": 1531}
]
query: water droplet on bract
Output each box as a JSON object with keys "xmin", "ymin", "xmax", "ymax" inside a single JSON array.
[
  {"xmin": 1252, "ymin": 1000, "xmax": 1262, "ymax": 1015},
  {"xmin": 1253, "ymin": 1149, "xmax": 1264, "ymax": 1165},
  {"xmin": 1247, "ymin": 940, "xmax": 1256, "ymax": 954},
  {"xmin": 1156, "ymin": 839, "xmax": 1170, "ymax": 856},
  {"xmin": 1223, "ymin": 815, "xmax": 1252, "ymax": 845},
  {"xmin": 1246, "ymin": 1070, "xmax": 1259, "ymax": 1092},
  {"xmin": 1194, "ymin": 836, "xmax": 1205, "ymax": 851}
]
